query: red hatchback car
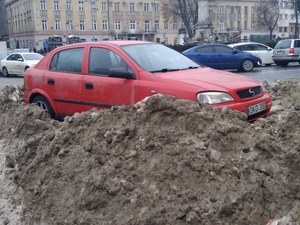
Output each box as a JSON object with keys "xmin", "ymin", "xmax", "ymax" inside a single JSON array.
[{"xmin": 23, "ymin": 41, "xmax": 272, "ymax": 122}]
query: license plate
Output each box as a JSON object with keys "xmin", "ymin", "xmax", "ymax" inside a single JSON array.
[
  {"xmin": 247, "ymin": 102, "xmax": 266, "ymax": 116},
  {"xmin": 277, "ymin": 51, "xmax": 285, "ymax": 55}
]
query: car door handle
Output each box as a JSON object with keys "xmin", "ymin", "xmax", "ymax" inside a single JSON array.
[
  {"xmin": 47, "ymin": 78, "xmax": 55, "ymax": 85},
  {"xmin": 85, "ymin": 82, "xmax": 94, "ymax": 89}
]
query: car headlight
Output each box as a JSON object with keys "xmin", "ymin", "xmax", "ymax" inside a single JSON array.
[{"xmin": 196, "ymin": 92, "xmax": 234, "ymax": 104}]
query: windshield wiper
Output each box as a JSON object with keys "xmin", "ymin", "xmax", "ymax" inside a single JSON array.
[{"xmin": 150, "ymin": 68, "xmax": 181, "ymax": 73}]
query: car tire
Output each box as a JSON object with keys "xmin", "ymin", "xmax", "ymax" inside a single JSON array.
[
  {"xmin": 2, "ymin": 67, "xmax": 9, "ymax": 77},
  {"xmin": 32, "ymin": 95, "xmax": 55, "ymax": 118},
  {"xmin": 241, "ymin": 59, "xmax": 254, "ymax": 72}
]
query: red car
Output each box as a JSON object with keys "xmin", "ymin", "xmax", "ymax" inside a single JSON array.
[{"xmin": 23, "ymin": 41, "xmax": 272, "ymax": 122}]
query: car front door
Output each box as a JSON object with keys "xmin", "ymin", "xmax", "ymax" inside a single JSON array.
[
  {"xmin": 14, "ymin": 54, "xmax": 25, "ymax": 74},
  {"xmin": 82, "ymin": 47, "xmax": 139, "ymax": 111},
  {"xmin": 43, "ymin": 47, "xmax": 85, "ymax": 116},
  {"xmin": 214, "ymin": 45, "xmax": 240, "ymax": 69}
]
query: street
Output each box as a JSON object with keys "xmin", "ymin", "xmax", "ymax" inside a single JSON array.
[{"xmin": 1, "ymin": 63, "xmax": 300, "ymax": 91}]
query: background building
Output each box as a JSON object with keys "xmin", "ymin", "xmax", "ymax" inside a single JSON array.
[{"xmin": 5, "ymin": 0, "xmax": 183, "ymax": 52}]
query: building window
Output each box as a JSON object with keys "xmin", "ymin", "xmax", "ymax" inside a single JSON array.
[
  {"xmin": 78, "ymin": 1, "xmax": 84, "ymax": 11},
  {"xmin": 237, "ymin": 6, "xmax": 241, "ymax": 14},
  {"xmin": 66, "ymin": 20, "xmax": 73, "ymax": 30},
  {"xmin": 145, "ymin": 21, "xmax": 150, "ymax": 32},
  {"xmin": 155, "ymin": 20, "xmax": 159, "ymax": 30},
  {"xmin": 244, "ymin": 6, "xmax": 248, "ymax": 14},
  {"xmin": 80, "ymin": 20, "xmax": 85, "ymax": 30},
  {"xmin": 92, "ymin": 20, "xmax": 97, "ymax": 31},
  {"xmin": 55, "ymin": 20, "xmax": 61, "ymax": 30},
  {"xmin": 42, "ymin": 20, "xmax": 48, "ymax": 30},
  {"xmin": 230, "ymin": 6, "xmax": 234, "ymax": 13},
  {"xmin": 251, "ymin": 20, "xmax": 254, "ymax": 28},
  {"xmin": 219, "ymin": 6, "xmax": 225, "ymax": 13},
  {"xmin": 40, "ymin": 0, "xmax": 46, "ymax": 10},
  {"xmin": 251, "ymin": 6, "xmax": 255, "ymax": 14},
  {"xmin": 154, "ymin": 3, "xmax": 159, "ymax": 12},
  {"xmin": 91, "ymin": 2, "xmax": 97, "ymax": 11},
  {"xmin": 144, "ymin": 3, "xmax": 149, "ymax": 12},
  {"xmin": 130, "ymin": 3, "xmax": 135, "ymax": 12},
  {"xmin": 173, "ymin": 21, "xmax": 177, "ymax": 29},
  {"xmin": 103, "ymin": 20, "xmax": 108, "ymax": 30},
  {"xmin": 284, "ymin": 27, "xmax": 288, "ymax": 32},
  {"xmin": 115, "ymin": 2, "xmax": 120, "ymax": 11},
  {"xmin": 115, "ymin": 20, "xmax": 121, "ymax": 31},
  {"xmin": 209, "ymin": 6, "xmax": 213, "ymax": 13},
  {"xmin": 244, "ymin": 20, "xmax": 247, "ymax": 29},
  {"xmin": 130, "ymin": 20, "xmax": 136, "ymax": 29},
  {"xmin": 66, "ymin": 1, "xmax": 72, "ymax": 10},
  {"xmin": 219, "ymin": 22, "xmax": 224, "ymax": 31},
  {"xmin": 54, "ymin": 0, "xmax": 59, "ymax": 10},
  {"xmin": 102, "ymin": 2, "xmax": 107, "ymax": 11}
]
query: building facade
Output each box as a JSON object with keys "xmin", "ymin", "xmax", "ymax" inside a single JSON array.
[
  {"xmin": 196, "ymin": 0, "xmax": 300, "ymax": 43},
  {"xmin": 5, "ymin": 0, "xmax": 183, "ymax": 51}
]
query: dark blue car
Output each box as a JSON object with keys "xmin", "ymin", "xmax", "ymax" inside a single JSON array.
[{"xmin": 182, "ymin": 43, "xmax": 262, "ymax": 72}]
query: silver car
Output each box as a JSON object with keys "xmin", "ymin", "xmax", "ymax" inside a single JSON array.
[
  {"xmin": 0, "ymin": 52, "xmax": 43, "ymax": 77},
  {"xmin": 272, "ymin": 39, "xmax": 300, "ymax": 66}
]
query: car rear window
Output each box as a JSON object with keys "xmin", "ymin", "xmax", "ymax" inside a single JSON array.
[{"xmin": 274, "ymin": 40, "xmax": 292, "ymax": 49}]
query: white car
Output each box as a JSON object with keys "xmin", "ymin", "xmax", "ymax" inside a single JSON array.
[
  {"xmin": 228, "ymin": 42, "xmax": 274, "ymax": 66},
  {"xmin": 0, "ymin": 52, "xmax": 43, "ymax": 77}
]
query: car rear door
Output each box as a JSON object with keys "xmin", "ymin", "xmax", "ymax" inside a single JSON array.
[
  {"xmin": 43, "ymin": 47, "xmax": 85, "ymax": 116},
  {"xmin": 193, "ymin": 46, "xmax": 216, "ymax": 67},
  {"xmin": 81, "ymin": 46, "xmax": 139, "ymax": 111},
  {"xmin": 4, "ymin": 54, "xmax": 18, "ymax": 74}
]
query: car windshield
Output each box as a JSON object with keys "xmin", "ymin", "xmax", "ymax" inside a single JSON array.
[
  {"xmin": 121, "ymin": 43, "xmax": 200, "ymax": 72},
  {"xmin": 23, "ymin": 54, "xmax": 44, "ymax": 60},
  {"xmin": 274, "ymin": 40, "xmax": 292, "ymax": 49}
]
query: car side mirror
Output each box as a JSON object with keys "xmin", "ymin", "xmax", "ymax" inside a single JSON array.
[
  {"xmin": 232, "ymin": 49, "xmax": 239, "ymax": 54},
  {"xmin": 109, "ymin": 67, "xmax": 135, "ymax": 79}
]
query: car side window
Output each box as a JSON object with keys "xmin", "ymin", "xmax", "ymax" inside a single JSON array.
[
  {"xmin": 88, "ymin": 47, "xmax": 134, "ymax": 77},
  {"xmin": 195, "ymin": 46, "xmax": 214, "ymax": 53},
  {"xmin": 239, "ymin": 45, "xmax": 254, "ymax": 51},
  {"xmin": 294, "ymin": 40, "xmax": 300, "ymax": 48},
  {"xmin": 7, "ymin": 54, "xmax": 17, "ymax": 61},
  {"xmin": 254, "ymin": 45, "xmax": 268, "ymax": 51},
  {"xmin": 16, "ymin": 54, "xmax": 23, "ymax": 61},
  {"xmin": 50, "ymin": 48, "xmax": 84, "ymax": 73},
  {"xmin": 215, "ymin": 46, "xmax": 232, "ymax": 53}
]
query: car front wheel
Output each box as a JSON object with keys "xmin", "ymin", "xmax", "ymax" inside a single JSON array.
[
  {"xmin": 241, "ymin": 59, "xmax": 254, "ymax": 72},
  {"xmin": 32, "ymin": 95, "xmax": 55, "ymax": 118},
  {"xmin": 2, "ymin": 67, "xmax": 9, "ymax": 77}
]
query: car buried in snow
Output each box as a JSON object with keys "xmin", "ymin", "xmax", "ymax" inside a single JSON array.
[{"xmin": 23, "ymin": 41, "xmax": 272, "ymax": 122}]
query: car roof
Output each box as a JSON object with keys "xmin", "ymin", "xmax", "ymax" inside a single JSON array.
[
  {"xmin": 63, "ymin": 40, "xmax": 155, "ymax": 48},
  {"xmin": 229, "ymin": 42, "xmax": 266, "ymax": 46}
]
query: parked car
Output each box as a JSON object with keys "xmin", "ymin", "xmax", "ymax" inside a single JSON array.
[
  {"xmin": 182, "ymin": 43, "xmax": 262, "ymax": 72},
  {"xmin": 228, "ymin": 42, "xmax": 274, "ymax": 66},
  {"xmin": 23, "ymin": 41, "xmax": 272, "ymax": 122},
  {"xmin": 0, "ymin": 52, "xmax": 43, "ymax": 77},
  {"xmin": 272, "ymin": 39, "xmax": 300, "ymax": 66}
]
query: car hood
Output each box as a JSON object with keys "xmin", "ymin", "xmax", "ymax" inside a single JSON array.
[{"xmin": 155, "ymin": 67, "xmax": 261, "ymax": 92}]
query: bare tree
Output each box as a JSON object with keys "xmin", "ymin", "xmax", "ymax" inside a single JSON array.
[
  {"xmin": 166, "ymin": 0, "xmax": 198, "ymax": 39},
  {"xmin": 255, "ymin": 0, "xmax": 280, "ymax": 40}
]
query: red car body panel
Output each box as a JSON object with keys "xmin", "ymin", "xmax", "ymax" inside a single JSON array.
[{"xmin": 23, "ymin": 41, "xmax": 272, "ymax": 122}]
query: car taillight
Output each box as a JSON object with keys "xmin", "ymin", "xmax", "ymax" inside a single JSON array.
[{"xmin": 289, "ymin": 48, "xmax": 295, "ymax": 54}]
